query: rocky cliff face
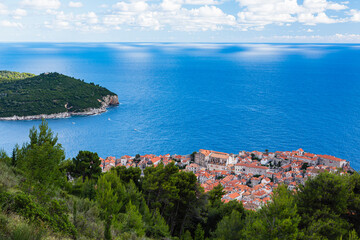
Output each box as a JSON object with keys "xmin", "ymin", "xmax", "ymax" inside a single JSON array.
[
  {"xmin": 0, "ymin": 94, "xmax": 119, "ymax": 121},
  {"xmin": 102, "ymin": 95, "xmax": 119, "ymax": 107}
]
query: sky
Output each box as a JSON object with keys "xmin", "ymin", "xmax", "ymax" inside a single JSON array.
[{"xmin": 0, "ymin": 0, "xmax": 360, "ymax": 42}]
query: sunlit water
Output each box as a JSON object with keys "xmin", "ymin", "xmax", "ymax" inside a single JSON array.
[{"xmin": 0, "ymin": 43, "xmax": 359, "ymax": 169}]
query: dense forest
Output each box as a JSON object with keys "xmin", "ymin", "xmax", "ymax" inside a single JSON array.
[
  {"xmin": 0, "ymin": 120, "xmax": 359, "ymax": 240},
  {"xmin": 0, "ymin": 71, "xmax": 35, "ymax": 83},
  {"xmin": 0, "ymin": 71, "xmax": 116, "ymax": 117}
]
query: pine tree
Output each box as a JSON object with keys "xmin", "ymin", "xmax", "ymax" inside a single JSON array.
[{"xmin": 194, "ymin": 224, "xmax": 204, "ymax": 240}]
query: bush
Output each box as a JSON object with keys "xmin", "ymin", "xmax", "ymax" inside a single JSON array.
[
  {"xmin": 10, "ymin": 223, "xmax": 44, "ymax": 240},
  {"xmin": 0, "ymin": 162, "xmax": 19, "ymax": 190},
  {"xmin": 0, "ymin": 192, "xmax": 76, "ymax": 236}
]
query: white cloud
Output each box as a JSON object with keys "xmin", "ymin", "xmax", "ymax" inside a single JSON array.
[
  {"xmin": 69, "ymin": 1, "xmax": 83, "ymax": 8},
  {"xmin": 349, "ymin": 9, "xmax": 360, "ymax": 22},
  {"xmin": 44, "ymin": 10, "xmax": 103, "ymax": 32},
  {"xmin": 104, "ymin": 2, "xmax": 238, "ymax": 32},
  {"xmin": 184, "ymin": 0, "xmax": 222, "ymax": 4},
  {"xmin": 21, "ymin": 0, "xmax": 61, "ymax": 10},
  {"xmin": 236, "ymin": 0, "xmax": 349, "ymax": 29},
  {"xmin": 307, "ymin": 28, "xmax": 314, "ymax": 32},
  {"xmin": 77, "ymin": 12, "xmax": 98, "ymax": 24},
  {"xmin": 13, "ymin": 9, "xmax": 27, "ymax": 19},
  {"xmin": 0, "ymin": 20, "xmax": 23, "ymax": 28},
  {"xmin": 270, "ymin": 33, "xmax": 360, "ymax": 42},
  {"xmin": 161, "ymin": 0, "xmax": 182, "ymax": 11},
  {"xmin": 0, "ymin": 3, "xmax": 8, "ymax": 15},
  {"xmin": 113, "ymin": 1, "xmax": 149, "ymax": 12},
  {"xmin": 185, "ymin": 5, "xmax": 237, "ymax": 31},
  {"xmin": 302, "ymin": 0, "xmax": 347, "ymax": 12},
  {"xmin": 2, "ymin": 0, "xmax": 359, "ymax": 36}
]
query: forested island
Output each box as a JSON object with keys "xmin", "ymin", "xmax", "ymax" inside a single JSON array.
[
  {"xmin": 0, "ymin": 71, "xmax": 119, "ymax": 120},
  {"xmin": 0, "ymin": 120, "xmax": 359, "ymax": 240}
]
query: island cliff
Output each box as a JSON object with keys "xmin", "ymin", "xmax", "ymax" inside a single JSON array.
[
  {"xmin": 0, "ymin": 71, "xmax": 119, "ymax": 120},
  {"xmin": 0, "ymin": 95, "xmax": 119, "ymax": 120}
]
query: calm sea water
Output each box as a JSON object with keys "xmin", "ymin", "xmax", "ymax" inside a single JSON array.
[{"xmin": 0, "ymin": 43, "xmax": 359, "ymax": 169}]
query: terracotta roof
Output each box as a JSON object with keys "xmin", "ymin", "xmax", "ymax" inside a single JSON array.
[
  {"xmin": 318, "ymin": 155, "xmax": 346, "ymax": 162},
  {"xmin": 228, "ymin": 192, "xmax": 240, "ymax": 199}
]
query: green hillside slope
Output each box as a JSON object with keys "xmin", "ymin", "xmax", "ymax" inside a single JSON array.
[{"xmin": 0, "ymin": 71, "xmax": 117, "ymax": 117}]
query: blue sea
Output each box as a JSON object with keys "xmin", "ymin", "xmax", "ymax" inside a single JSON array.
[{"xmin": 0, "ymin": 43, "xmax": 360, "ymax": 170}]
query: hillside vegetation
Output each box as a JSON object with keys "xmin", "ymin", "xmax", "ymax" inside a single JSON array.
[
  {"xmin": 0, "ymin": 121, "xmax": 359, "ymax": 240},
  {"xmin": 0, "ymin": 70, "xmax": 35, "ymax": 83},
  {"xmin": 0, "ymin": 71, "xmax": 116, "ymax": 117}
]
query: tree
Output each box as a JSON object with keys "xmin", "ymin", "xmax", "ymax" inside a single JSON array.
[
  {"xmin": 194, "ymin": 224, "xmax": 204, "ymax": 240},
  {"xmin": 205, "ymin": 199, "xmax": 245, "ymax": 237},
  {"xmin": 96, "ymin": 174, "xmax": 121, "ymax": 240},
  {"xmin": 11, "ymin": 145, "xmax": 19, "ymax": 167},
  {"xmin": 142, "ymin": 162, "xmax": 206, "ymax": 237},
  {"xmin": 17, "ymin": 119, "xmax": 65, "ymax": 199},
  {"xmin": 346, "ymin": 172, "xmax": 360, "ymax": 235},
  {"xmin": 72, "ymin": 151, "xmax": 102, "ymax": 182},
  {"xmin": 181, "ymin": 230, "xmax": 193, "ymax": 240},
  {"xmin": 134, "ymin": 154, "xmax": 141, "ymax": 166},
  {"xmin": 114, "ymin": 166, "xmax": 141, "ymax": 189},
  {"xmin": 207, "ymin": 184, "xmax": 225, "ymax": 206},
  {"xmin": 146, "ymin": 208, "xmax": 170, "ymax": 238},
  {"xmin": 0, "ymin": 149, "xmax": 10, "ymax": 164},
  {"xmin": 244, "ymin": 185, "xmax": 301, "ymax": 240},
  {"xmin": 300, "ymin": 163, "xmax": 309, "ymax": 171},
  {"xmin": 213, "ymin": 210, "xmax": 244, "ymax": 240},
  {"xmin": 296, "ymin": 172, "xmax": 351, "ymax": 239},
  {"xmin": 117, "ymin": 201, "xmax": 145, "ymax": 237}
]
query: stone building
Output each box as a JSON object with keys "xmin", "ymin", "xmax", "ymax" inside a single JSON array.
[
  {"xmin": 318, "ymin": 155, "xmax": 348, "ymax": 168},
  {"xmin": 235, "ymin": 163, "xmax": 269, "ymax": 175}
]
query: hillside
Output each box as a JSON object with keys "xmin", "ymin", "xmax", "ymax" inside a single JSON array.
[
  {"xmin": 0, "ymin": 70, "xmax": 35, "ymax": 83},
  {"xmin": 0, "ymin": 121, "xmax": 359, "ymax": 240},
  {"xmin": 0, "ymin": 71, "xmax": 118, "ymax": 119}
]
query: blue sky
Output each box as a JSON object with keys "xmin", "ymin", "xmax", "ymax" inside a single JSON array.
[{"xmin": 0, "ymin": 0, "xmax": 359, "ymax": 42}]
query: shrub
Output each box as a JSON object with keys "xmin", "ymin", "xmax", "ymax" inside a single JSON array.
[
  {"xmin": 10, "ymin": 223, "xmax": 44, "ymax": 240},
  {"xmin": 0, "ymin": 192, "xmax": 76, "ymax": 236}
]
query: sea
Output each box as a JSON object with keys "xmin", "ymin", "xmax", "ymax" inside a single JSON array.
[{"xmin": 0, "ymin": 43, "xmax": 359, "ymax": 170}]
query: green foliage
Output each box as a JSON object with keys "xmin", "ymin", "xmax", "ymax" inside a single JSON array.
[
  {"xmin": 205, "ymin": 200, "xmax": 245, "ymax": 237},
  {"xmin": 0, "ymin": 70, "xmax": 35, "ymax": 83},
  {"xmin": 0, "ymin": 161, "xmax": 19, "ymax": 191},
  {"xmin": 212, "ymin": 210, "xmax": 244, "ymax": 240},
  {"xmin": 96, "ymin": 174, "xmax": 122, "ymax": 240},
  {"xmin": 194, "ymin": 224, "xmax": 204, "ymax": 240},
  {"xmin": 244, "ymin": 185, "xmax": 301, "ymax": 240},
  {"xmin": 114, "ymin": 166, "xmax": 142, "ymax": 189},
  {"xmin": 207, "ymin": 184, "xmax": 225, "ymax": 206},
  {"xmin": 0, "ymin": 72, "xmax": 116, "ymax": 117},
  {"xmin": 146, "ymin": 208, "xmax": 170, "ymax": 238},
  {"xmin": 296, "ymin": 172, "xmax": 351, "ymax": 239},
  {"xmin": 301, "ymin": 163, "xmax": 309, "ymax": 170},
  {"xmin": 346, "ymin": 173, "xmax": 360, "ymax": 235},
  {"xmin": 182, "ymin": 230, "xmax": 193, "ymax": 240},
  {"xmin": 96, "ymin": 174, "xmax": 121, "ymax": 218},
  {"xmin": 142, "ymin": 162, "xmax": 205, "ymax": 236},
  {"xmin": 17, "ymin": 120, "xmax": 65, "ymax": 200},
  {"xmin": 2, "ymin": 120, "xmax": 360, "ymax": 240},
  {"xmin": 116, "ymin": 201, "xmax": 145, "ymax": 237},
  {"xmin": 0, "ymin": 149, "xmax": 10, "ymax": 165},
  {"xmin": 71, "ymin": 150, "xmax": 102, "ymax": 182},
  {"xmin": 0, "ymin": 192, "xmax": 76, "ymax": 235},
  {"xmin": 6, "ymin": 222, "xmax": 44, "ymax": 240},
  {"xmin": 68, "ymin": 196, "xmax": 104, "ymax": 239}
]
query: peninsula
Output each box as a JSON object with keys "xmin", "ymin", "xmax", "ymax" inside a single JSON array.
[{"xmin": 0, "ymin": 71, "xmax": 119, "ymax": 120}]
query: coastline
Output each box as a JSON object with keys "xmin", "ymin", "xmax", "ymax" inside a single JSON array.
[{"xmin": 0, "ymin": 95, "xmax": 119, "ymax": 121}]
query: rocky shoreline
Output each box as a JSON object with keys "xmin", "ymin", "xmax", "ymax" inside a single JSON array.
[{"xmin": 0, "ymin": 95, "xmax": 119, "ymax": 121}]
